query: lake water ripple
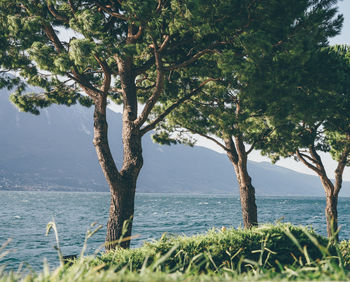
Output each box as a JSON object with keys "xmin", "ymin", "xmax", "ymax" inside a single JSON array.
[{"xmin": 0, "ymin": 191, "xmax": 349, "ymax": 271}]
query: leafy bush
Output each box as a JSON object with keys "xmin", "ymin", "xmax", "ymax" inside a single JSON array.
[
  {"xmin": 2, "ymin": 223, "xmax": 350, "ymax": 281},
  {"xmin": 340, "ymin": 240, "xmax": 350, "ymax": 267},
  {"xmin": 91, "ymin": 223, "xmax": 332, "ymax": 273}
]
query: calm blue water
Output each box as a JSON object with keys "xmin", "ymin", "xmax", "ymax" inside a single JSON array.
[{"xmin": 0, "ymin": 191, "xmax": 350, "ymax": 271}]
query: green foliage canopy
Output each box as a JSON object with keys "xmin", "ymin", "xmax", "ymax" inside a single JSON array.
[
  {"xmin": 0, "ymin": 0, "xmax": 251, "ymax": 115},
  {"xmin": 151, "ymin": 0, "xmax": 343, "ymax": 152},
  {"xmin": 257, "ymin": 45, "xmax": 350, "ymax": 166}
]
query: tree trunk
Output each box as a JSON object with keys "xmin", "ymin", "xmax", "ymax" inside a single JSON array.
[
  {"xmin": 319, "ymin": 174, "xmax": 339, "ymax": 241},
  {"xmin": 106, "ymin": 179, "xmax": 136, "ymax": 249},
  {"xmin": 239, "ymin": 176, "xmax": 258, "ymax": 228},
  {"xmin": 297, "ymin": 147, "xmax": 345, "ymax": 241},
  {"xmin": 325, "ymin": 193, "xmax": 338, "ymax": 240},
  {"xmin": 93, "ymin": 92, "xmax": 142, "ymax": 250},
  {"xmin": 225, "ymin": 137, "xmax": 258, "ymax": 228},
  {"xmin": 233, "ymin": 163, "xmax": 258, "ymax": 228}
]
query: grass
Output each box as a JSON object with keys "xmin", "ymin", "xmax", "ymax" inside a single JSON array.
[{"xmin": 1, "ymin": 223, "xmax": 350, "ymax": 281}]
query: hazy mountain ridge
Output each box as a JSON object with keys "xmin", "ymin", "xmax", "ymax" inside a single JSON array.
[{"xmin": 1, "ymin": 88, "xmax": 350, "ymax": 196}]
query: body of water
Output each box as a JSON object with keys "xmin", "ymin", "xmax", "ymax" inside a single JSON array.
[{"xmin": 0, "ymin": 191, "xmax": 349, "ymax": 271}]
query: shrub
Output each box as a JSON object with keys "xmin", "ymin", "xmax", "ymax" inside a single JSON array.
[
  {"xmin": 340, "ymin": 240, "xmax": 350, "ymax": 267},
  {"xmin": 91, "ymin": 223, "xmax": 331, "ymax": 273}
]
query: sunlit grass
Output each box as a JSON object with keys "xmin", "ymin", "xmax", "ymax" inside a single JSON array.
[{"xmin": 1, "ymin": 223, "xmax": 350, "ymax": 281}]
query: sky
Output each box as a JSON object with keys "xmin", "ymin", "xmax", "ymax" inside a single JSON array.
[{"xmin": 196, "ymin": 0, "xmax": 350, "ymax": 180}]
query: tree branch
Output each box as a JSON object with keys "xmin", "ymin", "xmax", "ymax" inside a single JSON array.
[
  {"xmin": 67, "ymin": 0, "xmax": 77, "ymax": 13},
  {"xmin": 43, "ymin": 24, "xmax": 66, "ymax": 53},
  {"xmin": 334, "ymin": 145, "xmax": 350, "ymax": 195},
  {"xmin": 46, "ymin": 1, "xmax": 69, "ymax": 23},
  {"xmin": 246, "ymin": 141, "xmax": 256, "ymax": 155},
  {"xmin": 246, "ymin": 128, "xmax": 274, "ymax": 155},
  {"xmin": 234, "ymin": 135, "xmax": 248, "ymax": 164},
  {"xmin": 134, "ymin": 36, "xmax": 169, "ymax": 75},
  {"xmin": 296, "ymin": 149, "xmax": 322, "ymax": 175},
  {"xmin": 309, "ymin": 144, "xmax": 327, "ymax": 174},
  {"xmin": 298, "ymin": 152, "xmax": 319, "ymax": 165},
  {"xmin": 65, "ymin": 73, "xmax": 99, "ymax": 99},
  {"xmin": 156, "ymin": 0, "xmax": 163, "ymax": 12},
  {"xmin": 42, "ymin": 23, "xmax": 102, "ymax": 98},
  {"xmin": 140, "ymin": 78, "xmax": 219, "ymax": 136},
  {"xmin": 158, "ymin": 35, "xmax": 170, "ymax": 53},
  {"xmin": 110, "ymin": 88, "xmax": 123, "ymax": 93},
  {"xmin": 130, "ymin": 26, "xmax": 142, "ymax": 41},
  {"xmin": 163, "ymin": 41, "xmax": 228, "ymax": 71},
  {"xmin": 185, "ymin": 126, "xmax": 229, "ymax": 152},
  {"xmin": 164, "ymin": 49, "xmax": 215, "ymax": 71},
  {"xmin": 134, "ymin": 39, "xmax": 164, "ymax": 128},
  {"xmin": 224, "ymin": 136, "xmax": 239, "ymax": 164},
  {"xmin": 95, "ymin": 2, "xmax": 128, "ymax": 21},
  {"xmin": 93, "ymin": 54, "xmax": 111, "ymax": 94}
]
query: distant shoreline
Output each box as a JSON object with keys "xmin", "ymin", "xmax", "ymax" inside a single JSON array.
[{"xmin": 1, "ymin": 189, "xmax": 350, "ymax": 198}]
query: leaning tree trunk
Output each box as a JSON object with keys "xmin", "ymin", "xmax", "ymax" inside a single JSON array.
[
  {"xmin": 225, "ymin": 137, "xmax": 258, "ymax": 228},
  {"xmin": 232, "ymin": 161, "xmax": 258, "ymax": 228},
  {"xmin": 325, "ymin": 193, "xmax": 338, "ymax": 240},
  {"xmin": 320, "ymin": 176, "xmax": 339, "ymax": 240},
  {"xmin": 296, "ymin": 145, "xmax": 348, "ymax": 241},
  {"xmin": 237, "ymin": 169, "xmax": 258, "ymax": 228}
]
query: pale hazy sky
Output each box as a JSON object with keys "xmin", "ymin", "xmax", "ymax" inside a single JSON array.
[{"xmin": 197, "ymin": 0, "xmax": 350, "ymax": 180}]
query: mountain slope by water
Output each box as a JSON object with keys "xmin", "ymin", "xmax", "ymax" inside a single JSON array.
[{"xmin": 1, "ymin": 89, "xmax": 349, "ymax": 196}]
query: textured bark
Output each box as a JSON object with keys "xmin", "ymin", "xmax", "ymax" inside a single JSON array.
[
  {"xmin": 105, "ymin": 179, "xmax": 136, "ymax": 249},
  {"xmin": 296, "ymin": 147, "xmax": 344, "ymax": 241},
  {"xmin": 298, "ymin": 165, "xmax": 339, "ymax": 240},
  {"xmin": 237, "ymin": 172, "xmax": 258, "ymax": 228},
  {"xmin": 225, "ymin": 137, "xmax": 258, "ymax": 228},
  {"xmin": 93, "ymin": 98, "xmax": 119, "ymax": 191},
  {"xmin": 117, "ymin": 57, "xmax": 143, "ymax": 178},
  {"xmin": 325, "ymin": 193, "xmax": 338, "ymax": 240},
  {"xmin": 319, "ymin": 175, "xmax": 339, "ymax": 240},
  {"xmin": 92, "ymin": 56, "xmax": 143, "ymax": 250},
  {"xmin": 93, "ymin": 97, "xmax": 142, "ymax": 249}
]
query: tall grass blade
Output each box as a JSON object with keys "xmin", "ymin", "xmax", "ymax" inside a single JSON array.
[{"xmin": 45, "ymin": 218, "xmax": 64, "ymax": 267}]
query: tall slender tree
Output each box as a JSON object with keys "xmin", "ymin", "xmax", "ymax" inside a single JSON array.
[
  {"xmin": 0, "ymin": 0, "xmax": 262, "ymax": 249},
  {"xmin": 152, "ymin": 1, "xmax": 343, "ymax": 228},
  {"xmin": 155, "ymin": 75, "xmax": 267, "ymax": 228},
  {"xmin": 258, "ymin": 46, "xmax": 350, "ymax": 239}
]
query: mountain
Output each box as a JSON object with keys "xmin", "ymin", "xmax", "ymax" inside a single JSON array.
[{"xmin": 1, "ymin": 88, "xmax": 350, "ymax": 196}]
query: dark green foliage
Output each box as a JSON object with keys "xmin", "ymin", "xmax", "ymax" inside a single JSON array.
[
  {"xmin": 340, "ymin": 240, "xmax": 350, "ymax": 268},
  {"xmin": 256, "ymin": 45, "xmax": 350, "ymax": 164},
  {"xmin": 153, "ymin": 0, "xmax": 343, "ymax": 152},
  {"xmin": 1, "ymin": 0, "xmax": 227, "ymax": 114},
  {"xmin": 91, "ymin": 224, "xmax": 331, "ymax": 273}
]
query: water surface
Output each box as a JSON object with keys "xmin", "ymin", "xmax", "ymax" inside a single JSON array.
[{"xmin": 0, "ymin": 191, "xmax": 349, "ymax": 271}]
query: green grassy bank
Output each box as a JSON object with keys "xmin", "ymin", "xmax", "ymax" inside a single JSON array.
[{"xmin": 1, "ymin": 223, "xmax": 350, "ymax": 281}]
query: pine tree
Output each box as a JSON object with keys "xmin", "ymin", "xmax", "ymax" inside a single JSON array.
[
  {"xmin": 0, "ymin": 0, "xmax": 260, "ymax": 249},
  {"xmin": 152, "ymin": 0, "xmax": 343, "ymax": 228},
  {"xmin": 259, "ymin": 46, "xmax": 350, "ymax": 240}
]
